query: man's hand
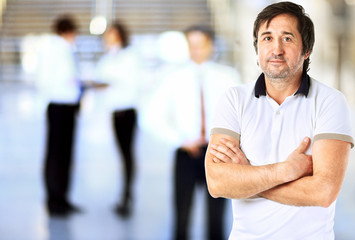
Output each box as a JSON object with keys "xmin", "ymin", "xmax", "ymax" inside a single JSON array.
[
  {"xmin": 209, "ymin": 138, "xmax": 250, "ymax": 165},
  {"xmin": 284, "ymin": 137, "xmax": 313, "ymax": 181},
  {"xmin": 181, "ymin": 137, "xmax": 208, "ymax": 157}
]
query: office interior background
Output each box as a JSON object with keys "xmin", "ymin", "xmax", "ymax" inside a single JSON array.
[{"xmin": 1, "ymin": 0, "xmax": 355, "ymax": 239}]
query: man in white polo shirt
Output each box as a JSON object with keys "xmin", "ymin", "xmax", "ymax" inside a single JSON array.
[{"xmin": 205, "ymin": 2, "xmax": 353, "ymax": 240}]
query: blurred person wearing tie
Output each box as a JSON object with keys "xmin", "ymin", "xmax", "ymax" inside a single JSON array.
[
  {"xmin": 95, "ymin": 21, "xmax": 142, "ymax": 218},
  {"xmin": 36, "ymin": 14, "xmax": 82, "ymax": 217},
  {"xmin": 147, "ymin": 26, "xmax": 242, "ymax": 240}
]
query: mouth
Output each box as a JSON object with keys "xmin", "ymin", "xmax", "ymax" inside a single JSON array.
[
  {"xmin": 268, "ymin": 60, "xmax": 286, "ymax": 65},
  {"xmin": 268, "ymin": 56, "xmax": 286, "ymax": 64}
]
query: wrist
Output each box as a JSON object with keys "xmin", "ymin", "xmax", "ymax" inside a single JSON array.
[{"xmin": 280, "ymin": 161, "xmax": 299, "ymax": 183}]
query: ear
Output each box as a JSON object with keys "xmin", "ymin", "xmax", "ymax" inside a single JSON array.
[{"xmin": 304, "ymin": 50, "xmax": 310, "ymax": 60}]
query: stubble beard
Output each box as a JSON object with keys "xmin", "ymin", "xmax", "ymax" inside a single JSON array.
[
  {"xmin": 264, "ymin": 66, "xmax": 292, "ymax": 84},
  {"xmin": 263, "ymin": 55, "xmax": 291, "ymax": 83},
  {"xmin": 262, "ymin": 55, "xmax": 304, "ymax": 84}
]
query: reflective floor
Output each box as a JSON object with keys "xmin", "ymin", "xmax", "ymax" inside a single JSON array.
[
  {"xmin": 0, "ymin": 81, "xmax": 354, "ymax": 240},
  {"xmin": 0, "ymin": 81, "xmax": 233, "ymax": 240}
]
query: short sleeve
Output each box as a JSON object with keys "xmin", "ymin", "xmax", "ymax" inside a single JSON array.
[
  {"xmin": 210, "ymin": 87, "xmax": 241, "ymax": 140},
  {"xmin": 314, "ymin": 90, "xmax": 354, "ymax": 148}
]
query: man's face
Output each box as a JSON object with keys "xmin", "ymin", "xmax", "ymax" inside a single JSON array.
[
  {"xmin": 186, "ymin": 31, "xmax": 213, "ymax": 64},
  {"xmin": 257, "ymin": 14, "xmax": 309, "ymax": 81},
  {"xmin": 61, "ymin": 32, "xmax": 77, "ymax": 44},
  {"xmin": 104, "ymin": 28, "xmax": 121, "ymax": 49}
]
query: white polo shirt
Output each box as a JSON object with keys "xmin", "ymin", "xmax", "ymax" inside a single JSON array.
[{"xmin": 211, "ymin": 72, "xmax": 354, "ymax": 240}]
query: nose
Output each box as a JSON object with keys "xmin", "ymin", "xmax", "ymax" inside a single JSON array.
[{"xmin": 273, "ymin": 38, "xmax": 284, "ymax": 55}]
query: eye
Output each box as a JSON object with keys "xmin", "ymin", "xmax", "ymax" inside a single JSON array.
[
  {"xmin": 264, "ymin": 36, "xmax": 272, "ymax": 41},
  {"xmin": 284, "ymin": 37, "xmax": 292, "ymax": 42}
]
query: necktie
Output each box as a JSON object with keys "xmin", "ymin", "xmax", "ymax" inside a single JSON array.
[{"xmin": 200, "ymin": 76, "xmax": 206, "ymax": 139}]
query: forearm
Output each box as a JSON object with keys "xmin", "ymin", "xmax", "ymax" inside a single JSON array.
[
  {"xmin": 259, "ymin": 175, "xmax": 331, "ymax": 207},
  {"xmin": 260, "ymin": 139, "xmax": 351, "ymax": 207},
  {"xmin": 206, "ymin": 154, "xmax": 298, "ymax": 199},
  {"xmin": 206, "ymin": 134, "xmax": 312, "ymax": 199}
]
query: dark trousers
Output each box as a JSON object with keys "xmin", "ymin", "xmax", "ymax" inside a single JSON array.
[
  {"xmin": 112, "ymin": 108, "xmax": 137, "ymax": 203},
  {"xmin": 174, "ymin": 146, "xmax": 226, "ymax": 240},
  {"xmin": 44, "ymin": 103, "xmax": 79, "ymax": 211}
]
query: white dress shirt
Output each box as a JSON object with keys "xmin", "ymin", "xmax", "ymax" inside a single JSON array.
[
  {"xmin": 145, "ymin": 60, "xmax": 242, "ymax": 148},
  {"xmin": 95, "ymin": 46, "xmax": 142, "ymax": 112},
  {"xmin": 35, "ymin": 35, "xmax": 81, "ymax": 105}
]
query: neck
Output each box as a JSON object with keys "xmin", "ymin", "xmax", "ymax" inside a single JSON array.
[
  {"xmin": 265, "ymin": 71, "xmax": 302, "ymax": 105},
  {"xmin": 61, "ymin": 32, "xmax": 75, "ymax": 44}
]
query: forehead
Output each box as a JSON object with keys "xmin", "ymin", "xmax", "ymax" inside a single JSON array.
[
  {"xmin": 105, "ymin": 27, "xmax": 118, "ymax": 36},
  {"xmin": 258, "ymin": 14, "xmax": 299, "ymax": 36},
  {"xmin": 186, "ymin": 31, "xmax": 211, "ymax": 44}
]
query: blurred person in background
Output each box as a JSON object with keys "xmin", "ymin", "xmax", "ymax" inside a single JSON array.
[
  {"xmin": 36, "ymin": 14, "xmax": 82, "ymax": 217},
  {"xmin": 95, "ymin": 21, "xmax": 142, "ymax": 218},
  {"xmin": 146, "ymin": 25, "xmax": 242, "ymax": 240}
]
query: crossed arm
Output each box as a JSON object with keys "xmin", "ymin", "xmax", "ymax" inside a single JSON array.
[{"xmin": 205, "ymin": 134, "xmax": 351, "ymax": 207}]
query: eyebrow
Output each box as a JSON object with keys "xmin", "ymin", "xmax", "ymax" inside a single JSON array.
[
  {"xmin": 260, "ymin": 31, "xmax": 271, "ymax": 37},
  {"xmin": 282, "ymin": 31, "xmax": 295, "ymax": 37},
  {"xmin": 259, "ymin": 31, "xmax": 295, "ymax": 37}
]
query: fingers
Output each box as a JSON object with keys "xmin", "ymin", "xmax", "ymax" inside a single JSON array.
[
  {"xmin": 209, "ymin": 144, "xmax": 233, "ymax": 163},
  {"xmin": 209, "ymin": 140, "xmax": 247, "ymax": 164},
  {"xmin": 211, "ymin": 142, "xmax": 236, "ymax": 156},
  {"xmin": 219, "ymin": 138, "xmax": 239, "ymax": 153},
  {"xmin": 296, "ymin": 137, "xmax": 311, "ymax": 153},
  {"xmin": 218, "ymin": 138, "xmax": 247, "ymax": 164}
]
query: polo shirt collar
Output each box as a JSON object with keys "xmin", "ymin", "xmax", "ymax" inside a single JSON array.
[{"xmin": 254, "ymin": 71, "xmax": 310, "ymax": 98}]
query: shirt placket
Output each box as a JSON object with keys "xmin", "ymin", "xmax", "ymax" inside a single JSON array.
[{"xmin": 267, "ymin": 96, "xmax": 284, "ymax": 163}]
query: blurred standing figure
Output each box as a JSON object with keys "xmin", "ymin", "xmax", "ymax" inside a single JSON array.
[
  {"xmin": 36, "ymin": 15, "xmax": 82, "ymax": 216},
  {"xmin": 147, "ymin": 26, "xmax": 242, "ymax": 240},
  {"xmin": 95, "ymin": 21, "xmax": 141, "ymax": 218}
]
